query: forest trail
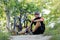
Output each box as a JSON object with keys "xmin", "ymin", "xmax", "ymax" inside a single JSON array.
[{"xmin": 10, "ymin": 35, "xmax": 52, "ymax": 40}]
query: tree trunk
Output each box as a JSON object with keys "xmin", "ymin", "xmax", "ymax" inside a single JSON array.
[{"xmin": 6, "ymin": 9, "xmax": 11, "ymax": 32}]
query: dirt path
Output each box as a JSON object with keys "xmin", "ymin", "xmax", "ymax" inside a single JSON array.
[{"xmin": 10, "ymin": 35, "xmax": 52, "ymax": 40}]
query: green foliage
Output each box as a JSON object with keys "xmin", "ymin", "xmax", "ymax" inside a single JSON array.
[
  {"xmin": 44, "ymin": 23, "xmax": 60, "ymax": 40},
  {"xmin": 0, "ymin": 0, "xmax": 60, "ymax": 40},
  {"xmin": 50, "ymin": 35, "xmax": 60, "ymax": 40},
  {"xmin": 53, "ymin": 23, "xmax": 60, "ymax": 30},
  {"xmin": 0, "ymin": 32, "xmax": 10, "ymax": 40}
]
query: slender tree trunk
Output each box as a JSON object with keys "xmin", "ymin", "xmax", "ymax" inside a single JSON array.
[{"xmin": 5, "ymin": 9, "xmax": 11, "ymax": 32}]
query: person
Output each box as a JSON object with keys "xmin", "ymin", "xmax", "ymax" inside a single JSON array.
[
  {"xmin": 16, "ymin": 12, "xmax": 45, "ymax": 35},
  {"xmin": 31, "ymin": 12, "xmax": 45, "ymax": 34}
]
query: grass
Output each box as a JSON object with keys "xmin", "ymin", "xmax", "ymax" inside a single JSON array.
[
  {"xmin": 0, "ymin": 31, "xmax": 10, "ymax": 40},
  {"xmin": 44, "ymin": 23, "xmax": 60, "ymax": 40},
  {"xmin": 50, "ymin": 34, "xmax": 60, "ymax": 40}
]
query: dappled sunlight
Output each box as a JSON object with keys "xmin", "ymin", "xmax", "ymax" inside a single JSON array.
[{"xmin": 0, "ymin": 0, "xmax": 60, "ymax": 40}]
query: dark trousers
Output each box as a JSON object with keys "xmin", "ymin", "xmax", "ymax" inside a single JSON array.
[{"xmin": 32, "ymin": 25, "xmax": 45, "ymax": 35}]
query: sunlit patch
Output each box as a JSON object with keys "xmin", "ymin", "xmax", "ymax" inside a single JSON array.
[{"xmin": 42, "ymin": 9, "xmax": 50, "ymax": 15}]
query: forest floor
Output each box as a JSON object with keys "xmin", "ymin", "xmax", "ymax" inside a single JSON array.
[{"xmin": 10, "ymin": 35, "xmax": 52, "ymax": 40}]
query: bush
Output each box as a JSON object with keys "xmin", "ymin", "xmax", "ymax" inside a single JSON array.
[
  {"xmin": 0, "ymin": 31, "xmax": 10, "ymax": 40},
  {"xmin": 44, "ymin": 23, "xmax": 60, "ymax": 40},
  {"xmin": 50, "ymin": 34, "xmax": 60, "ymax": 40}
]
